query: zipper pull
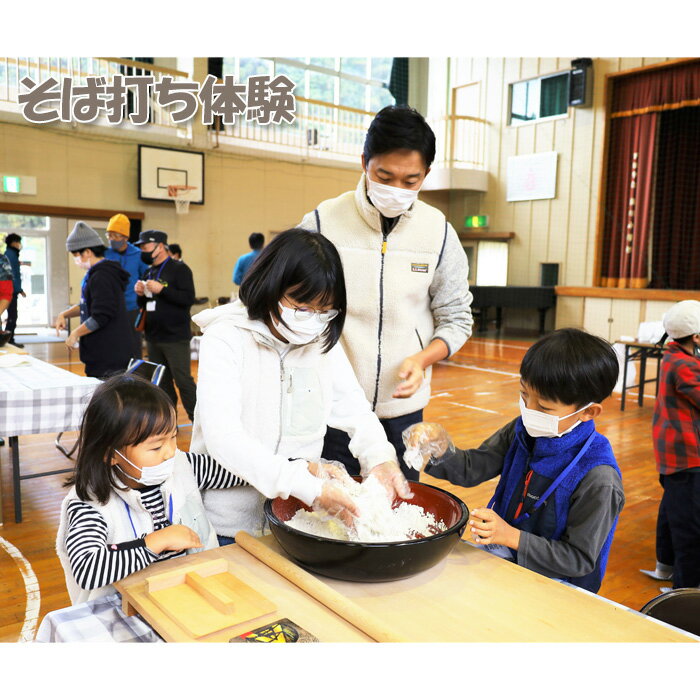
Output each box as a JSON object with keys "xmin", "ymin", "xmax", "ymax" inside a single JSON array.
[
  {"xmin": 287, "ymin": 372, "xmax": 293, "ymax": 394},
  {"xmin": 381, "ymin": 236, "xmax": 388, "ymax": 255}
]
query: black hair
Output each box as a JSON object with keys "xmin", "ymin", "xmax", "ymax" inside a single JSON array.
[
  {"xmin": 5, "ymin": 233, "xmax": 22, "ymax": 246},
  {"xmin": 239, "ymin": 228, "xmax": 346, "ymax": 353},
  {"xmin": 519, "ymin": 328, "xmax": 619, "ymax": 408},
  {"xmin": 249, "ymin": 232, "xmax": 264, "ymax": 250},
  {"xmin": 363, "ymin": 105, "xmax": 436, "ymax": 170},
  {"xmin": 671, "ymin": 334, "xmax": 694, "ymax": 344},
  {"xmin": 73, "ymin": 245, "xmax": 107, "ymax": 258},
  {"xmin": 168, "ymin": 243, "xmax": 182, "ymax": 257},
  {"xmin": 65, "ymin": 374, "xmax": 177, "ymax": 503}
]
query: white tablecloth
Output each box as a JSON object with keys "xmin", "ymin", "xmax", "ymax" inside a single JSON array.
[
  {"xmin": 0, "ymin": 355, "xmax": 101, "ymax": 436},
  {"xmin": 35, "ymin": 594, "xmax": 162, "ymax": 643}
]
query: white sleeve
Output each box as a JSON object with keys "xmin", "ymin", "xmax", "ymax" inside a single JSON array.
[
  {"xmin": 196, "ymin": 331, "xmax": 323, "ymax": 506},
  {"xmin": 326, "ymin": 343, "xmax": 398, "ymax": 476}
]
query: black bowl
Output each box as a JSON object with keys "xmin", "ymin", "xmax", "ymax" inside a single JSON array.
[{"xmin": 264, "ymin": 481, "xmax": 469, "ymax": 583}]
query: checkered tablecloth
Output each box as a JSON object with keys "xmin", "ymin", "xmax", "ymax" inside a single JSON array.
[
  {"xmin": 0, "ymin": 355, "xmax": 101, "ymax": 436},
  {"xmin": 35, "ymin": 593, "xmax": 162, "ymax": 643}
]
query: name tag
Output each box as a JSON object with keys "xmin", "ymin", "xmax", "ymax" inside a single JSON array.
[
  {"xmin": 411, "ymin": 263, "xmax": 429, "ymax": 273},
  {"xmin": 146, "ymin": 301, "xmax": 156, "ymax": 312}
]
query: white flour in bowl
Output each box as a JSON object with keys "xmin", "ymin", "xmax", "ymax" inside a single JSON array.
[{"xmin": 286, "ymin": 476, "xmax": 447, "ymax": 543}]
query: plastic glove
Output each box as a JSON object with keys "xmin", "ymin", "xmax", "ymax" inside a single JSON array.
[
  {"xmin": 307, "ymin": 459, "xmax": 355, "ymax": 486},
  {"xmin": 401, "ymin": 422, "xmax": 454, "ymax": 471},
  {"xmin": 367, "ymin": 461, "xmax": 414, "ymax": 502},
  {"xmin": 312, "ymin": 481, "xmax": 360, "ymax": 527}
]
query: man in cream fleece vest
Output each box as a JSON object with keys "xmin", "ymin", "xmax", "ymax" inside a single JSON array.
[{"xmin": 300, "ymin": 105, "xmax": 473, "ymax": 479}]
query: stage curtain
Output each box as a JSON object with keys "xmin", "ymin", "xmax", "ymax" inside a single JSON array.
[
  {"xmin": 600, "ymin": 112, "xmax": 657, "ymax": 288},
  {"xmin": 649, "ymin": 106, "xmax": 700, "ymax": 289}
]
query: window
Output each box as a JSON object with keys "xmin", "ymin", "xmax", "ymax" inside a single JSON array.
[
  {"xmin": 509, "ymin": 71, "xmax": 569, "ymax": 125},
  {"xmin": 475, "ymin": 241, "xmax": 509, "ymax": 286},
  {"xmin": 222, "ymin": 57, "xmax": 396, "ymax": 112}
]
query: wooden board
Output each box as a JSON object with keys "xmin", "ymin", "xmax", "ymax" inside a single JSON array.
[
  {"xmin": 143, "ymin": 559, "xmax": 276, "ymax": 638},
  {"xmin": 115, "ymin": 545, "xmax": 374, "ymax": 643}
]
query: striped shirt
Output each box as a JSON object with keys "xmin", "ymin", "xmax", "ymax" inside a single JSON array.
[{"xmin": 65, "ymin": 452, "xmax": 245, "ymax": 591}]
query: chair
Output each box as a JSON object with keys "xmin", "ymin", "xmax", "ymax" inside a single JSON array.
[
  {"xmin": 54, "ymin": 359, "xmax": 165, "ymax": 459},
  {"xmin": 639, "ymin": 588, "xmax": 700, "ymax": 637}
]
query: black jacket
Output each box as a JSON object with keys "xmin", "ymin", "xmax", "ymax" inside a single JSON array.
[
  {"xmin": 137, "ymin": 257, "xmax": 195, "ymax": 342},
  {"xmin": 79, "ymin": 259, "xmax": 132, "ymax": 377}
]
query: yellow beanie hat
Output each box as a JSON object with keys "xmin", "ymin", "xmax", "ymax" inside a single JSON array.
[{"xmin": 107, "ymin": 213, "xmax": 130, "ymax": 238}]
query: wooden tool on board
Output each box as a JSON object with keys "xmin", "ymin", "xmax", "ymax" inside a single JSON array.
[
  {"xmin": 144, "ymin": 558, "xmax": 276, "ymax": 638},
  {"xmin": 234, "ymin": 531, "xmax": 407, "ymax": 643}
]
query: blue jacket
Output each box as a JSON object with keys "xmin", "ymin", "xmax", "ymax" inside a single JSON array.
[
  {"xmin": 5, "ymin": 245, "xmax": 22, "ymax": 293},
  {"xmin": 104, "ymin": 242, "xmax": 149, "ymax": 312},
  {"xmin": 489, "ymin": 418, "xmax": 621, "ymax": 593},
  {"xmin": 232, "ymin": 250, "xmax": 260, "ymax": 285}
]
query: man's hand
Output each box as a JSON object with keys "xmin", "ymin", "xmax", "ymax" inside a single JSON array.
[
  {"xmin": 313, "ymin": 482, "xmax": 360, "ymax": 527},
  {"xmin": 19, "ymin": 291, "xmax": 26, "ymax": 298},
  {"xmin": 308, "ymin": 460, "xmax": 355, "ymax": 486},
  {"xmin": 134, "ymin": 281, "xmax": 146, "ymax": 296},
  {"xmin": 145, "ymin": 280, "xmax": 164, "ymax": 295},
  {"xmin": 55, "ymin": 313, "xmax": 66, "ymax": 335},
  {"xmin": 469, "ymin": 508, "xmax": 521, "ymax": 550},
  {"xmin": 393, "ymin": 355, "xmax": 424, "ymax": 398}
]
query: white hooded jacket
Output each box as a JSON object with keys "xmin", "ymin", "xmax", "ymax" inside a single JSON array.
[{"xmin": 190, "ymin": 300, "xmax": 398, "ymax": 538}]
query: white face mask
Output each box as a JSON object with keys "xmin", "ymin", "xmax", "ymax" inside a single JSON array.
[
  {"xmin": 73, "ymin": 255, "xmax": 91, "ymax": 270},
  {"xmin": 114, "ymin": 449, "xmax": 175, "ymax": 487},
  {"xmin": 273, "ymin": 303, "xmax": 328, "ymax": 345},
  {"xmin": 519, "ymin": 396, "xmax": 593, "ymax": 439},
  {"xmin": 366, "ymin": 175, "xmax": 420, "ymax": 218}
]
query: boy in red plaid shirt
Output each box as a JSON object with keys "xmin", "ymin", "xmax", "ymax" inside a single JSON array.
[{"xmin": 648, "ymin": 300, "xmax": 700, "ymax": 589}]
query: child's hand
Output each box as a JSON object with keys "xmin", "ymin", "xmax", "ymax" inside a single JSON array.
[
  {"xmin": 469, "ymin": 508, "xmax": 521, "ymax": 550},
  {"xmin": 145, "ymin": 524, "xmax": 202, "ymax": 554}
]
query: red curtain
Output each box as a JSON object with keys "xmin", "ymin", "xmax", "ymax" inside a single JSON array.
[
  {"xmin": 611, "ymin": 61, "xmax": 700, "ymax": 114},
  {"xmin": 649, "ymin": 107, "xmax": 700, "ymax": 289},
  {"xmin": 601, "ymin": 112, "xmax": 657, "ymax": 288}
]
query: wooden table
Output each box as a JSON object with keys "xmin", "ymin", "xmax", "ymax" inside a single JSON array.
[{"xmin": 116, "ymin": 535, "xmax": 696, "ymax": 643}]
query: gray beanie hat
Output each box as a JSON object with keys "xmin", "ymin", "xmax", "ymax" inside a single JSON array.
[{"xmin": 66, "ymin": 221, "xmax": 104, "ymax": 252}]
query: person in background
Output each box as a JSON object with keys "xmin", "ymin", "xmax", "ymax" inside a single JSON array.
[
  {"xmin": 0, "ymin": 249, "xmax": 15, "ymax": 344},
  {"xmin": 3, "ymin": 233, "xmax": 25, "ymax": 348},
  {"xmin": 232, "ymin": 232, "xmax": 264, "ymax": 286},
  {"xmin": 644, "ymin": 300, "xmax": 700, "ymax": 591},
  {"xmin": 299, "ymin": 105, "xmax": 473, "ymax": 480},
  {"xmin": 403, "ymin": 328, "xmax": 625, "ymax": 594},
  {"xmin": 168, "ymin": 243, "xmax": 182, "ymax": 261},
  {"xmin": 104, "ymin": 214, "xmax": 149, "ymax": 360},
  {"xmin": 55, "ymin": 222, "xmax": 132, "ymax": 379},
  {"xmin": 134, "ymin": 230, "xmax": 197, "ymax": 422}
]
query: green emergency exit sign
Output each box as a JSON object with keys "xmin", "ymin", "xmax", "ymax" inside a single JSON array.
[
  {"xmin": 464, "ymin": 215, "xmax": 488, "ymax": 228},
  {"xmin": 2, "ymin": 176, "xmax": 21, "ymax": 193}
]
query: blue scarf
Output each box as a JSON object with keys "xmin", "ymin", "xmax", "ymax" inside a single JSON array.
[{"xmin": 489, "ymin": 418, "xmax": 621, "ymax": 591}]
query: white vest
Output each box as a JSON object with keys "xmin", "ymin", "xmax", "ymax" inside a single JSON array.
[
  {"xmin": 56, "ymin": 450, "xmax": 219, "ymax": 605},
  {"xmin": 315, "ymin": 174, "xmax": 447, "ymax": 419}
]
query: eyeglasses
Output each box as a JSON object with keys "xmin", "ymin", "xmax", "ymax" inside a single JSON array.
[{"xmin": 289, "ymin": 306, "xmax": 340, "ymax": 323}]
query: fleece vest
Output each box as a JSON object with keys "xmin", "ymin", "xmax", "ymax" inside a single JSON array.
[
  {"xmin": 315, "ymin": 174, "xmax": 448, "ymax": 419},
  {"xmin": 56, "ymin": 450, "xmax": 218, "ymax": 605},
  {"xmin": 489, "ymin": 418, "xmax": 621, "ymax": 593}
]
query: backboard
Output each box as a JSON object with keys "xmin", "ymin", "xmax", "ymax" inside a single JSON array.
[{"xmin": 138, "ymin": 145, "xmax": 204, "ymax": 205}]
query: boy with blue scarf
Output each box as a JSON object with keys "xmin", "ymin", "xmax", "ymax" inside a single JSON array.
[{"xmin": 403, "ymin": 328, "xmax": 625, "ymax": 593}]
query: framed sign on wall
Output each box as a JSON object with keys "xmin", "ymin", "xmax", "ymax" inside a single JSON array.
[{"xmin": 506, "ymin": 151, "xmax": 558, "ymax": 202}]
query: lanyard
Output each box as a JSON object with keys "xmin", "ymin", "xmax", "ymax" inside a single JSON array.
[
  {"xmin": 149, "ymin": 257, "xmax": 169, "ymax": 281},
  {"xmin": 489, "ymin": 430, "xmax": 597, "ymax": 524},
  {"xmin": 120, "ymin": 493, "xmax": 173, "ymax": 539}
]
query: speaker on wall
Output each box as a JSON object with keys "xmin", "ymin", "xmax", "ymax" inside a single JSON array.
[{"xmin": 569, "ymin": 58, "xmax": 593, "ymax": 108}]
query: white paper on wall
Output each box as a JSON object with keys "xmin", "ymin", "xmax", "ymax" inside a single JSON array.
[{"xmin": 506, "ymin": 151, "xmax": 558, "ymax": 202}]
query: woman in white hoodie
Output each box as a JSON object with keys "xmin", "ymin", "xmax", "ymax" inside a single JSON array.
[{"xmin": 191, "ymin": 228, "xmax": 412, "ymax": 544}]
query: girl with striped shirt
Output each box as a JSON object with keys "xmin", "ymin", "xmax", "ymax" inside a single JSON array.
[{"xmin": 56, "ymin": 374, "xmax": 244, "ymax": 605}]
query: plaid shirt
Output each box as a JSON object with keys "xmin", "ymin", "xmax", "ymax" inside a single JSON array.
[{"xmin": 652, "ymin": 342, "xmax": 700, "ymax": 475}]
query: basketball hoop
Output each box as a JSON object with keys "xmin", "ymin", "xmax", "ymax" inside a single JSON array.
[{"xmin": 167, "ymin": 185, "xmax": 196, "ymax": 215}]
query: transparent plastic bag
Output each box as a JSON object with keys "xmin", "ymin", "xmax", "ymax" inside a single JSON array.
[{"xmin": 402, "ymin": 422, "xmax": 455, "ymax": 471}]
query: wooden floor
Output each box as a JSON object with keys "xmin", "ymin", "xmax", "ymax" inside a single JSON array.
[{"xmin": 0, "ymin": 332, "xmax": 667, "ymax": 642}]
